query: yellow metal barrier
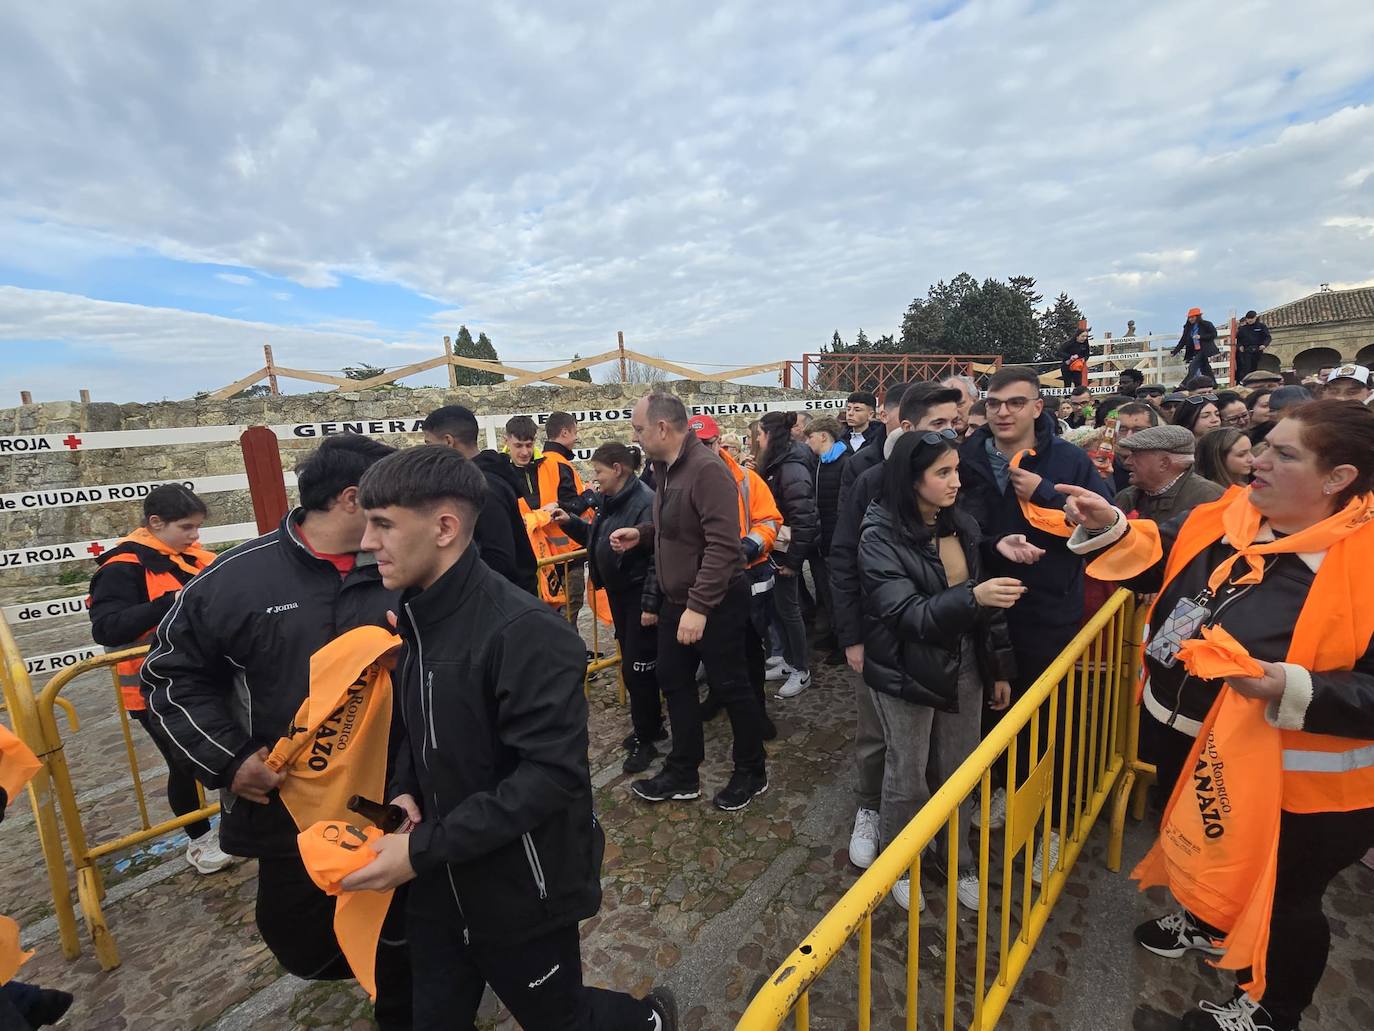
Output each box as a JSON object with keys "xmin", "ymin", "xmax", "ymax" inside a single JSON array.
[
  {"xmin": 738, "ymin": 590, "xmax": 1138, "ymax": 1030},
  {"xmin": 30, "ymin": 644, "xmax": 221, "ymax": 970},
  {"xmin": 1107, "ymin": 602, "xmax": 1157, "ymax": 871},
  {"xmin": 536, "ymin": 548, "xmax": 626, "ymax": 703}
]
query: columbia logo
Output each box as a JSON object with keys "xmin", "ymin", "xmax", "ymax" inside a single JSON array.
[{"xmin": 264, "ymin": 602, "xmax": 300, "ymax": 615}]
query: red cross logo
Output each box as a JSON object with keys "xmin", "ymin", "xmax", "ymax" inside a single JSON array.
[
  {"xmin": 62, "ymin": 434, "xmax": 83, "ymax": 450},
  {"xmin": 86, "ymin": 542, "xmax": 105, "ymax": 557}
]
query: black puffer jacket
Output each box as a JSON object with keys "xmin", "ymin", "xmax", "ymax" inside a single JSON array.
[
  {"xmin": 471, "ymin": 449, "xmax": 539, "ymax": 595},
  {"xmin": 762, "ymin": 441, "xmax": 820, "ymax": 571},
  {"xmin": 563, "ymin": 474, "xmax": 655, "ymax": 601},
  {"xmin": 389, "ymin": 546, "xmax": 604, "ymax": 947},
  {"xmin": 813, "ymin": 446, "xmax": 848, "ymax": 555},
  {"xmin": 858, "ymin": 501, "xmax": 1016, "ymax": 710}
]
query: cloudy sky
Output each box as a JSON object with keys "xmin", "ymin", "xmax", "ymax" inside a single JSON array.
[{"xmin": 2, "ymin": 1, "xmax": 1372, "ymax": 403}]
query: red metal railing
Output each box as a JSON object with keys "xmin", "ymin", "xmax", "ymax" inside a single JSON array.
[{"xmin": 782, "ymin": 354, "xmax": 1003, "ymax": 395}]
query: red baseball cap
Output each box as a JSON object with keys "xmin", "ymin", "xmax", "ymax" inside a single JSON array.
[{"xmin": 688, "ymin": 414, "xmax": 720, "ymax": 440}]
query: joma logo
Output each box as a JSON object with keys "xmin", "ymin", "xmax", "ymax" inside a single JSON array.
[{"xmin": 264, "ymin": 602, "xmax": 300, "ymax": 615}]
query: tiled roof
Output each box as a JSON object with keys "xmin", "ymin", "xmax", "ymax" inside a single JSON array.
[{"xmin": 1263, "ymin": 286, "xmax": 1374, "ymax": 329}]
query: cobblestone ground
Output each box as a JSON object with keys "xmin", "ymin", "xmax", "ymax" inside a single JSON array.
[{"xmin": 5, "ymin": 609, "xmax": 1372, "ymax": 1030}]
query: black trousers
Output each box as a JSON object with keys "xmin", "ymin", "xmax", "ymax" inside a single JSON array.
[
  {"xmin": 1183, "ymin": 353, "xmax": 1214, "ymax": 385},
  {"xmin": 1235, "ymin": 348, "xmax": 1262, "ymax": 382},
  {"xmin": 407, "ymin": 873, "xmax": 650, "ymax": 1030},
  {"xmin": 605, "ymin": 584, "xmax": 662, "ymax": 742},
  {"xmin": 657, "ymin": 579, "xmax": 765, "ymax": 779},
  {"xmin": 256, "ymin": 854, "xmax": 413, "ymax": 1029},
  {"xmin": 129, "ymin": 709, "xmax": 211, "ymax": 840},
  {"xmin": 1139, "ymin": 710, "xmax": 1374, "ymax": 1022}
]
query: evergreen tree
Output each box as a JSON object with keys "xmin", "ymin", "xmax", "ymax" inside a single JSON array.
[
  {"xmin": 853, "ymin": 328, "xmax": 872, "ymax": 353},
  {"xmin": 1038, "ymin": 293, "xmax": 1086, "ymax": 359},
  {"xmin": 568, "ymin": 353, "xmax": 593, "ymax": 383},
  {"xmin": 453, "ymin": 326, "xmax": 503, "ymax": 385}
]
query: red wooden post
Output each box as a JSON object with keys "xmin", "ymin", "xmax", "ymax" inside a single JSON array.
[{"xmin": 240, "ymin": 426, "xmax": 290, "ymax": 534}]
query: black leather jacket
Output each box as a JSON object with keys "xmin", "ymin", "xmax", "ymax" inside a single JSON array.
[
  {"xmin": 390, "ymin": 547, "xmax": 604, "ymax": 946},
  {"xmin": 762, "ymin": 441, "xmax": 820, "ymax": 571},
  {"xmin": 564, "ymin": 474, "xmax": 655, "ymax": 602},
  {"xmin": 858, "ymin": 501, "xmax": 1016, "ymax": 710}
]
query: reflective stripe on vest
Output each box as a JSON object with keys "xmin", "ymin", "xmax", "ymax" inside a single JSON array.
[
  {"xmin": 99, "ymin": 553, "xmax": 187, "ymax": 712},
  {"xmin": 1282, "ymin": 741, "xmax": 1374, "ymax": 774},
  {"xmin": 535, "ymin": 454, "xmax": 582, "ymax": 555}
]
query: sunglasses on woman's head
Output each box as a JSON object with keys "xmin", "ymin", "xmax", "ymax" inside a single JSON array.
[
  {"xmin": 918, "ymin": 428, "xmax": 960, "ymax": 445},
  {"xmin": 1184, "ymin": 393, "xmax": 1219, "ymax": 405}
]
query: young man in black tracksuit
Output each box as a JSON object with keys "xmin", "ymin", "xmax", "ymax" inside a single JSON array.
[
  {"xmin": 141, "ymin": 434, "xmax": 412, "ymax": 1028},
  {"xmin": 421, "ymin": 404, "xmax": 538, "ymax": 595},
  {"xmin": 343, "ymin": 445, "xmax": 676, "ymax": 1030}
]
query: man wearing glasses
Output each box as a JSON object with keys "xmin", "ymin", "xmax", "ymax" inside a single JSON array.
[{"xmin": 957, "ymin": 366, "xmax": 1113, "ymax": 858}]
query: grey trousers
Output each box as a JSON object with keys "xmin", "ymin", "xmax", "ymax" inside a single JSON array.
[
  {"xmin": 871, "ymin": 646, "xmax": 984, "ymax": 873},
  {"xmin": 771, "ymin": 569, "xmax": 810, "ymax": 673},
  {"xmin": 854, "ymin": 675, "xmax": 886, "ymax": 812}
]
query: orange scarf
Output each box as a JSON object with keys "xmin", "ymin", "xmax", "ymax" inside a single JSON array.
[
  {"xmin": 120, "ymin": 526, "xmax": 217, "ymax": 576},
  {"xmin": 1010, "ymin": 449, "xmax": 1073, "ymax": 538},
  {"xmin": 297, "ymin": 821, "xmax": 392, "ymax": 999},
  {"xmin": 266, "ymin": 626, "xmax": 400, "ymax": 832},
  {"xmin": 1130, "ymin": 489, "xmax": 1374, "ymax": 999}
]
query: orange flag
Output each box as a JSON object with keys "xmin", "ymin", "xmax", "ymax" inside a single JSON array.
[
  {"xmin": 0, "ymin": 914, "xmax": 33, "ymax": 985},
  {"xmin": 297, "ymin": 821, "xmax": 393, "ymax": 999},
  {"xmin": 1, "ymin": 722, "xmax": 42, "ymax": 805},
  {"xmin": 266, "ymin": 626, "xmax": 400, "ymax": 832},
  {"xmin": 1176, "ymin": 625, "xmax": 1265, "ymax": 681},
  {"xmin": 1010, "ymin": 449, "xmax": 1074, "ymax": 538}
]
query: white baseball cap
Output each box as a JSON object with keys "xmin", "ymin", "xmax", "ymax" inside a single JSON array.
[{"xmin": 1328, "ymin": 363, "xmax": 1371, "ymax": 385}]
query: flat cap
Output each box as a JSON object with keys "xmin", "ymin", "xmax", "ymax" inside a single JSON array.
[{"xmin": 1116, "ymin": 424, "xmax": 1196, "ymax": 455}]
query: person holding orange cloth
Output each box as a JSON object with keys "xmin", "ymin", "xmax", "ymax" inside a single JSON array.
[
  {"xmin": 1057, "ymin": 400, "xmax": 1374, "ymax": 1031},
  {"xmin": 87, "ymin": 484, "xmax": 233, "ymax": 875},
  {"xmin": 347, "ymin": 446, "xmax": 677, "ymax": 1030}
]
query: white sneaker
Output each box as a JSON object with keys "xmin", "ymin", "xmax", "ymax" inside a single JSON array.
[
  {"xmin": 956, "ymin": 872, "xmax": 980, "ymax": 912},
  {"xmin": 971, "ymin": 786, "xmax": 1007, "ymax": 831},
  {"xmin": 186, "ymin": 837, "xmax": 236, "ymax": 875},
  {"xmin": 764, "ymin": 660, "xmax": 793, "ymax": 682},
  {"xmin": 777, "ymin": 669, "xmax": 811, "ymax": 698},
  {"xmin": 848, "ymin": 809, "xmax": 880, "ymax": 869},
  {"xmin": 1031, "ymin": 830, "xmax": 1060, "ymax": 886},
  {"xmin": 892, "ymin": 876, "xmax": 924, "ymax": 913}
]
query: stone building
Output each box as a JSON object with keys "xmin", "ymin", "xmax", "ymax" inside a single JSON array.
[{"xmin": 1262, "ymin": 284, "xmax": 1374, "ymax": 376}]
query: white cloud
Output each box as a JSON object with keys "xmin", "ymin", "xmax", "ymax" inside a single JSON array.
[
  {"xmin": 2, "ymin": 1, "xmax": 1374, "ymax": 399},
  {"xmin": 215, "ymin": 272, "xmax": 254, "ymax": 285}
]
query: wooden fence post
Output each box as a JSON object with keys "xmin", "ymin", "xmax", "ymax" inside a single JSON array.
[
  {"xmin": 618, "ymin": 331, "xmax": 627, "ymax": 383},
  {"xmin": 443, "ymin": 336, "xmax": 458, "ymax": 389},
  {"xmin": 240, "ymin": 427, "xmax": 289, "ymax": 534},
  {"xmin": 264, "ymin": 344, "xmax": 280, "ymax": 396}
]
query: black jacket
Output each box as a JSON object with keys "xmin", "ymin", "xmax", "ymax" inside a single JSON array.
[
  {"xmin": 1091, "ymin": 507, "xmax": 1374, "ymax": 738},
  {"xmin": 389, "ymin": 547, "xmax": 604, "ymax": 946},
  {"xmin": 830, "ymin": 455, "xmax": 886, "ymax": 649},
  {"xmin": 761, "ymin": 441, "xmax": 820, "ymax": 571},
  {"xmin": 858, "ymin": 502, "xmax": 1015, "ymax": 710},
  {"xmin": 813, "ymin": 447, "xmax": 848, "ymax": 555},
  {"xmin": 1235, "ymin": 320, "xmax": 1272, "ymax": 352},
  {"xmin": 88, "ymin": 539, "xmax": 209, "ymax": 647},
  {"xmin": 1172, "ymin": 318, "xmax": 1219, "ymax": 359},
  {"xmin": 564, "ymin": 474, "xmax": 655, "ymax": 602},
  {"xmin": 513, "ymin": 443, "xmax": 594, "ymax": 516},
  {"xmin": 140, "ymin": 511, "xmax": 398, "ymax": 857},
  {"xmin": 1059, "ymin": 335, "xmax": 1091, "ymax": 363},
  {"xmin": 958, "ymin": 414, "xmax": 1112, "ymax": 650},
  {"xmin": 471, "ymin": 449, "xmax": 539, "ymax": 595},
  {"xmin": 846, "ymin": 420, "xmax": 885, "ymax": 455}
]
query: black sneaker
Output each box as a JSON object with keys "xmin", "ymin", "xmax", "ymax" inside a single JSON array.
[
  {"xmin": 24, "ymin": 989, "xmax": 75, "ymax": 1028},
  {"xmin": 631, "ymin": 769, "xmax": 700, "ymax": 803},
  {"xmin": 622, "ymin": 739, "xmax": 659, "ymax": 775},
  {"xmin": 1180, "ymin": 992, "xmax": 1292, "ymax": 1030},
  {"xmin": 646, "ymin": 985, "xmax": 679, "ymax": 1031},
  {"xmin": 621, "ymin": 726, "xmax": 668, "ymax": 751},
  {"xmin": 1134, "ymin": 909, "xmax": 1225, "ymax": 958},
  {"xmin": 713, "ymin": 770, "xmax": 769, "ymax": 811}
]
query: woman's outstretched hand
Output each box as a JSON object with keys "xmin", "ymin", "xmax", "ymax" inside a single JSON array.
[{"xmin": 996, "ymin": 534, "xmax": 1046, "ymax": 565}]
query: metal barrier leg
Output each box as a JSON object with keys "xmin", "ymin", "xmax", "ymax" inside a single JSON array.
[{"xmin": 25, "ymin": 770, "xmax": 82, "ymax": 960}]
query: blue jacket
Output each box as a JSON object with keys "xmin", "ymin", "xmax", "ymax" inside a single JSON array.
[{"xmin": 957, "ymin": 413, "xmax": 1112, "ymax": 652}]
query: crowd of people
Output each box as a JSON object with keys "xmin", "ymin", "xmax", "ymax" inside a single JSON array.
[{"xmin": 3, "ymin": 336, "xmax": 1373, "ymax": 1031}]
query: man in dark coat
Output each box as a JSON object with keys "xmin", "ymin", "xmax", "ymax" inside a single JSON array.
[
  {"xmin": 1233, "ymin": 309, "xmax": 1273, "ymax": 382},
  {"xmin": 1170, "ymin": 307, "xmax": 1219, "ymax": 386}
]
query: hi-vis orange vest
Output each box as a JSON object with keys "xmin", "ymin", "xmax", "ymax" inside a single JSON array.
[
  {"xmin": 720, "ymin": 448, "xmax": 782, "ymax": 569},
  {"xmin": 94, "ymin": 529, "xmax": 216, "ymax": 712},
  {"xmin": 1, "ymin": 724, "xmax": 42, "ymax": 984},
  {"xmin": 518, "ymin": 452, "xmax": 588, "ymax": 606}
]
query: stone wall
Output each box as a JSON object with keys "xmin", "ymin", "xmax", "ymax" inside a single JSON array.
[
  {"xmin": 0, "ymin": 381, "xmax": 842, "ymax": 598},
  {"xmin": 1269, "ymin": 318, "xmax": 1374, "ymax": 375}
]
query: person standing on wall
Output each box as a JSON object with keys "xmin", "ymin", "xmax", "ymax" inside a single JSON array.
[
  {"xmin": 552, "ymin": 443, "xmax": 664, "ymax": 775},
  {"xmin": 1171, "ymin": 307, "xmax": 1220, "ymax": 387},
  {"xmin": 343, "ymin": 445, "xmax": 677, "ymax": 1031},
  {"xmin": 757, "ymin": 411, "xmax": 821, "ymax": 700},
  {"xmin": 614, "ymin": 393, "xmax": 769, "ymax": 812},
  {"xmin": 141, "ymin": 435, "xmax": 413, "ymax": 1028},
  {"xmin": 87, "ymin": 484, "xmax": 235, "ymax": 876},
  {"xmin": 1234, "ymin": 309, "xmax": 1273, "ymax": 383},
  {"xmin": 1059, "ymin": 323, "xmax": 1092, "ymax": 389},
  {"xmin": 421, "ymin": 404, "xmax": 538, "ymax": 595}
]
